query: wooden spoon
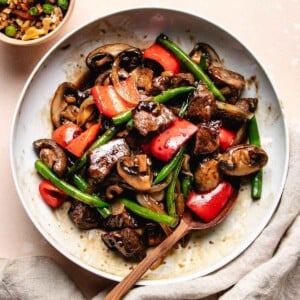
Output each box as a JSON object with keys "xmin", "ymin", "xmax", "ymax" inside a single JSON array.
[{"xmin": 105, "ymin": 189, "xmax": 238, "ymax": 300}]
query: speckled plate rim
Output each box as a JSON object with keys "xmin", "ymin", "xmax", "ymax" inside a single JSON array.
[{"xmin": 10, "ymin": 7, "xmax": 289, "ymax": 285}]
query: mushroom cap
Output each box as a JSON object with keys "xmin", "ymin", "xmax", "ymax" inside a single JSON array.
[
  {"xmin": 117, "ymin": 155, "xmax": 153, "ymax": 191},
  {"xmin": 33, "ymin": 138, "xmax": 67, "ymax": 176},
  {"xmin": 218, "ymin": 144, "xmax": 268, "ymax": 176}
]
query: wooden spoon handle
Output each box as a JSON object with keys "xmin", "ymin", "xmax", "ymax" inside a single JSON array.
[{"xmin": 104, "ymin": 220, "xmax": 190, "ymax": 300}]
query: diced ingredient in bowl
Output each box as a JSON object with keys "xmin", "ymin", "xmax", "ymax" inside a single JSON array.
[{"xmin": 0, "ymin": 0, "xmax": 69, "ymax": 40}]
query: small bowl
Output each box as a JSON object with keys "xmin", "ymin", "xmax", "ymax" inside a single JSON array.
[{"xmin": 0, "ymin": 0, "xmax": 75, "ymax": 46}]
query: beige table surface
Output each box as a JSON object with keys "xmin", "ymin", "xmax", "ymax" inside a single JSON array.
[{"xmin": 1, "ymin": 0, "xmax": 299, "ymax": 298}]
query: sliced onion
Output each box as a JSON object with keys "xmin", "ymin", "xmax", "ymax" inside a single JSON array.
[
  {"xmin": 216, "ymin": 100, "xmax": 254, "ymax": 120},
  {"xmin": 146, "ymin": 174, "xmax": 172, "ymax": 194},
  {"xmin": 136, "ymin": 193, "xmax": 173, "ymax": 236},
  {"xmin": 77, "ymin": 96, "xmax": 97, "ymax": 127},
  {"xmin": 111, "ymin": 199, "xmax": 125, "ymax": 215},
  {"xmin": 111, "ymin": 53, "xmax": 140, "ymax": 106}
]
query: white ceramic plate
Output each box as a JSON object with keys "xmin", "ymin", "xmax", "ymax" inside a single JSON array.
[{"xmin": 10, "ymin": 8, "xmax": 289, "ymax": 285}]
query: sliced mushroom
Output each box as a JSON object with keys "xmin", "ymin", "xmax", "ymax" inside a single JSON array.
[
  {"xmin": 235, "ymin": 97, "xmax": 258, "ymax": 113},
  {"xmin": 194, "ymin": 158, "xmax": 222, "ymax": 193},
  {"xmin": 77, "ymin": 96, "xmax": 98, "ymax": 127},
  {"xmin": 131, "ymin": 66, "xmax": 154, "ymax": 92},
  {"xmin": 33, "ymin": 139, "xmax": 67, "ymax": 176},
  {"xmin": 190, "ymin": 43, "xmax": 245, "ymax": 96},
  {"xmin": 51, "ymin": 82, "xmax": 79, "ymax": 128},
  {"xmin": 88, "ymin": 138, "xmax": 130, "ymax": 181},
  {"xmin": 189, "ymin": 42, "xmax": 222, "ymax": 67},
  {"xmin": 106, "ymin": 184, "xmax": 124, "ymax": 200},
  {"xmin": 136, "ymin": 193, "xmax": 172, "ymax": 236},
  {"xmin": 218, "ymin": 144, "xmax": 268, "ymax": 176},
  {"xmin": 117, "ymin": 154, "xmax": 153, "ymax": 191},
  {"xmin": 216, "ymin": 100, "xmax": 254, "ymax": 121},
  {"xmin": 85, "ymin": 43, "xmax": 133, "ymax": 71},
  {"xmin": 209, "ymin": 66, "xmax": 245, "ymax": 91}
]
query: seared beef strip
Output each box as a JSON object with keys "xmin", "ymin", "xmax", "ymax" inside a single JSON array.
[
  {"xmin": 150, "ymin": 72, "xmax": 195, "ymax": 94},
  {"xmin": 133, "ymin": 101, "xmax": 176, "ymax": 136},
  {"xmin": 101, "ymin": 228, "xmax": 146, "ymax": 261},
  {"xmin": 101, "ymin": 210, "xmax": 140, "ymax": 230},
  {"xmin": 143, "ymin": 222, "xmax": 165, "ymax": 246},
  {"xmin": 235, "ymin": 98, "xmax": 258, "ymax": 113},
  {"xmin": 88, "ymin": 138, "xmax": 130, "ymax": 181},
  {"xmin": 186, "ymin": 82, "xmax": 217, "ymax": 122},
  {"xmin": 193, "ymin": 121, "xmax": 221, "ymax": 156},
  {"xmin": 68, "ymin": 201, "xmax": 102, "ymax": 230},
  {"xmin": 208, "ymin": 66, "xmax": 245, "ymax": 93}
]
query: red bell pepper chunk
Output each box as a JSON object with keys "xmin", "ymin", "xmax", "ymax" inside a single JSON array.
[
  {"xmin": 219, "ymin": 127, "xmax": 236, "ymax": 151},
  {"xmin": 150, "ymin": 117, "xmax": 198, "ymax": 161},
  {"xmin": 39, "ymin": 180, "xmax": 67, "ymax": 208},
  {"xmin": 65, "ymin": 123, "xmax": 101, "ymax": 157},
  {"xmin": 52, "ymin": 123, "xmax": 82, "ymax": 148},
  {"xmin": 53, "ymin": 123, "xmax": 101, "ymax": 157},
  {"xmin": 186, "ymin": 181, "xmax": 235, "ymax": 222},
  {"xmin": 143, "ymin": 43, "xmax": 181, "ymax": 74},
  {"xmin": 92, "ymin": 85, "xmax": 129, "ymax": 118},
  {"xmin": 92, "ymin": 77, "xmax": 139, "ymax": 118}
]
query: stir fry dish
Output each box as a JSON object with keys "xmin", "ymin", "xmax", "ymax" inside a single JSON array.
[{"xmin": 33, "ymin": 34, "xmax": 268, "ymax": 262}]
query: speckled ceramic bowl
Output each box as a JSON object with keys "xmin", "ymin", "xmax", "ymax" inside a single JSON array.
[
  {"xmin": 10, "ymin": 8, "xmax": 288, "ymax": 284},
  {"xmin": 0, "ymin": 0, "xmax": 75, "ymax": 46}
]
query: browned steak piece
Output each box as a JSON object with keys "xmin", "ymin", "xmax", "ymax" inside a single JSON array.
[
  {"xmin": 235, "ymin": 97, "xmax": 258, "ymax": 113},
  {"xmin": 101, "ymin": 210, "xmax": 140, "ymax": 230},
  {"xmin": 193, "ymin": 121, "xmax": 220, "ymax": 155},
  {"xmin": 151, "ymin": 72, "xmax": 194, "ymax": 93},
  {"xmin": 133, "ymin": 101, "xmax": 175, "ymax": 136},
  {"xmin": 88, "ymin": 138, "xmax": 130, "ymax": 181},
  {"xmin": 186, "ymin": 82, "xmax": 217, "ymax": 122},
  {"xmin": 68, "ymin": 201, "xmax": 102, "ymax": 230},
  {"xmin": 101, "ymin": 228, "xmax": 146, "ymax": 261}
]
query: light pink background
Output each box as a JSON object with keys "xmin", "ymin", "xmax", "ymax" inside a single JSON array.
[{"xmin": 1, "ymin": 1, "xmax": 299, "ymax": 298}]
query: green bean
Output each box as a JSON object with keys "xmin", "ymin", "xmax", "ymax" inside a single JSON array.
[
  {"xmin": 166, "ymin": 156, "xmax": 184, "ymax": 217},
  {"xmin": 72, "ymin": 174, "xmax": 88, "ymax": 191},
  {"xmin": 126, "ymin": 118, "xmax": 134, "ymax": 130},
  {"xmin": 181, "ymin": 154, "xmax": 193, "ymax": 198},
  {"xmin": 248, "ymin": 116, "xmax": 261, "ymax": 147},
  {"xmin": 156, "ymin": 34, "xmax": 225, "ymax": 101},
  {"xmin": 181, "ymin": 175, "xmax": 193, "ymax": 199},
  {"xmin": 67, "ymin": 126, "xmax": 118, "ymax": 175},
  {"xmin": 90, "ymin": 125, "xmax": 119, "ymax": 151},
  {"xmin": 248, "ymin": 116, "xmax": 263, "ymax": 199},
  {"xmin": 153, "ymin": 145, "xmax": 186, "ymax": 185},
  {"xmin": 112, "ymin": 86, "xmax": 195, "ymax": 125},
  {"xmin": 153, "ymin": 86, "xmax": 195, "ymax": 104},
  {"xmin": 251, "ymin": 169, "xmax": 263, "ymax": 200},
  {"xmin": 112, "ymin": 110, "xmax": 133, "ymax": 125},
  {"xmin": 72, "ymin": 174, "xmax": 111, "ymax": 217},
  {"xmin": 199, "ymin": 52, "xmax": 208, "ymax": 71},
  {"xmin": 35, "ymin": 160, "xmax": 109, "ymax": 208},
  {"xmin": 121, "ymin": 198, "xmax": 177, "ymax": 227}
]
